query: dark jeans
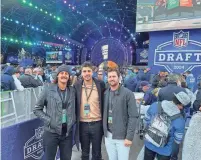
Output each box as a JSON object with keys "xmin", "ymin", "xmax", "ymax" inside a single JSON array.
[
  {"xmin": 171, "ymin": 142, "xmax": 179, "ymax": 160},
  {"xmin": 144, "ymin": 146, "xmax": 170, "ymax": 160},
  {"xmin": 80, "ymin": 121, "xmax": 103, "ymax": 160},
  {"xmin": 43, "ymin": 131, "xmax": 72, "ymax": 160}
]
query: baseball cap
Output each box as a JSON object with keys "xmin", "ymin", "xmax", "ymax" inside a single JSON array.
[
  {"xmin": 174, "ymin": 92, "xmax": 190, "ymax": 106},
  {"xmin": 140, "ymin": 81, "xmax": 150, "ymax": 88}
]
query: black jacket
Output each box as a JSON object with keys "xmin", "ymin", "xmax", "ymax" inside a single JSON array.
[
  {"xmin": 158, "ymin": 82, "xmax": 186, "ymax": 101},
  {"xmin": 19, "ymin": 74, "xmax": 42, "ymax": 88},
  {"xmin": 33, "ymin": 84, "xmax": 76, "ymax": 136},
  {"xmin": 74, "ymin": 78, "xmax": 105, "ymax": 148},
  {"xmin": 193, "ymin": 86, "xmax": 201, "ymax": 111}
]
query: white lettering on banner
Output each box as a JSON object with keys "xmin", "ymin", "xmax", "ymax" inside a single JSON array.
[
  {"xmin": 24, "ymin": 127, "xmax": 44, "ymax": 160},
  {"xmin": 195, "ymin": 53, "xmax": 201, "ymax": 61},
  {"xmin": 159, "ymin": 54, "xmax": 165, "ymax": 61},
  {"xmin": 167, "ymin": 53, "xmax": 174, "ymax": 61},
  {"xmin": 158, "ymin": 52, "xmax": 201, "ymax": 62},
  {"xmin": 25, "ymin": 140, "xmax": 43, "ymax": 155},
  {"xmin": 174, "ymin": 66, "xmax": 185, "ymax": 70},
  {"xmin": 185, "ymin": 53, "xmax": 192, "ymax": 61},
  {"xmin": 175, "ymin": 53, "xmax": 183, "ymax": 61}
]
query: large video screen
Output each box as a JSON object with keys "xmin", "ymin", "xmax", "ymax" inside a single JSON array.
[
  {"xmin": 136, "ymin": 0, "xmax": 201, "ymax": 32},
  {"xmin": 46, "ymin": 51, "xmax": 62, "ymax": 63}
]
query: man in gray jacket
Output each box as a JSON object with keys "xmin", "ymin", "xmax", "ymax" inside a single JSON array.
[
  {"xmin": 33, "ymin": 64, "xmax": 76, "ymax": 160},
  {"xmin": 103, "ymin": 68, "xmax": 138, "ymax": 160}
]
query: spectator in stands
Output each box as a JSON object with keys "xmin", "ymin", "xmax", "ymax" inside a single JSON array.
[
  {"xmin": 19, "ymin": 66, "xmax": 24, "ymax": 75},
  {"xmin": 181, "ymin": 82, "xmax": 195, "ymax": 108},
  {"xmin": 44, "ymin": 65, "xmax": 52, "ymax": 83},
  {"xmin": 144, "ymin": 92, "xmax": 190, "ymax": 160},
  {"xmin": 33, "ymin": 67, "xmax": 43, "ymax": 83},
  {"xmin": 70, "ymin": 75, "xmax": 77, "ymax": 86},
  {"xmin": 143, "ymin": 67, "xmax": 151, "ymax": 82},
  {"xmin": 133, "ymin": 67, "xmax": 139, "ymax": 76},
  {"xmin": 140, "ymin": 81, "xmax": 157, "ymax": 106},
  {"xmin": 158, "ymin": 74, "xmax": 186, "ymax": 102},
  {"xmin": 34, "ymin": 64, "xmax": 76, "ymax": 160},
  {"xmin": 12, "ymin": 68, "xmax": 24, "ymax": 91},
  {"xmin": 137, "ymin": 69, "xmax": 147, "ymax": 82},
  {"xmin": 97, "ymin": 70, "xmax": 104, "ymax": 81},
  {"xmin": 92, "ymin": 66, "xmax": 98, "ymax": 78},
  {"xmin": 183, "ymin": 71, "xmax": 195, "ymax": 91},
  {"xmin": 124, "ymin": 70, "xmax": 137, "ymax": 92},
  {"xmin": 1, "ymin": 66, "xmax": 16, "ymax": 91},
  {"xmin": 152, "ymin": 69, "xmax": 168, "ymax": 87},
  {"xmin": 19, "ymin": 68, "xmax": 42, "ymax": 88},
  {"xmin": 193, "ymin": 80, "xmax": 201, "ymax": 112},
  {"xmin": 50, "ymin": 71, "xmax": 57, "ymax": 84},
  {"xmin": 38, "ymin": 67, "xmax": 46, "ymax": 82}
]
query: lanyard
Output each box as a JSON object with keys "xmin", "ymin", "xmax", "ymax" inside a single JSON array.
[
  {"xmin": 83, "ymin": 81, "xmax": 94, "ymax": 103},
  {"xmin": 58, "ymin": 87, "xmax": 69, "ymax": 108}
]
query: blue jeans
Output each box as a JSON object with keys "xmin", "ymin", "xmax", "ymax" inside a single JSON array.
[{"xmin": 105, "ymin": 131, "xmax": 130, "ymax": 160}]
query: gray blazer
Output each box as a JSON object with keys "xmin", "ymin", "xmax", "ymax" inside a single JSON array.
[{"xmin": 103, "ymin": 86, "xmax": 138, "ymax": 141}]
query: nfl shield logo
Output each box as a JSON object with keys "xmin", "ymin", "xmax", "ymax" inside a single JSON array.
[{"xmin": 173, "ymin": 31, "xmax": 189, "ymax": 48}]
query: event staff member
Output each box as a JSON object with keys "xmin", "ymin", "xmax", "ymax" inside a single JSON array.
[
  {"xmin": 103, "ymin": 68, "xmax": 138, "ymax": 160},
  {"xmin": 34, "ymin": 64, "xmax": 76, "ymax": 160},
  {"xmin": 74, "ymin": 62, "xmax": 105, "ymax": 160}
]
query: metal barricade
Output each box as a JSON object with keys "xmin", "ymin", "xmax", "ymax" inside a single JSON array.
[
  {"xmin": 13, "ymin": 89, "xmax": 27, "ymax": 122},
  {"xmin": 0, "ymin": 86, "xmax": 44, "ymax": 128},
  {"xmin": 1, "ymin": 91, "xmax": 18, "ymax": 127}
]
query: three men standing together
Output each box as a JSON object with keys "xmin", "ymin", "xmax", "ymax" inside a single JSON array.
[{"xmin": 34, "ymin": 62, "xmax": 138, "ymax": 160}]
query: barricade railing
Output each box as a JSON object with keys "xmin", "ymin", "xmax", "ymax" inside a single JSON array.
[{"xmin": 0, "ymin": 86, "xmax": 44, "ymax": 128}]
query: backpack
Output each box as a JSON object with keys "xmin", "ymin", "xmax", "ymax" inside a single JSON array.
[{"xmin": 144, "ymin": 102, "xmax": 182, "ymax": 147}]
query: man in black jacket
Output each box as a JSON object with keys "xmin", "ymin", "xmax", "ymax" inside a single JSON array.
[
  {"xmin": 19, "ymin": 68, "xmax": 42, "ymax": 88},
  {"xmin": 103, "ymin": 68, "xmax": 138, "ymax": 160},
  {"xmin": 34, "ymin": 64, "xmax": 76, "ymax": 160},
  {"xmin": 74, "ymin": 62, "xmax": 105, "ymax": 160},
  {"xmin": 158, "ymin": 74, "xmax": 186, "ymax": 102}
]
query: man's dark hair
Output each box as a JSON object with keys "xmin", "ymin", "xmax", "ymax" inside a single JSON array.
[
  {"xmin": 81, "ymin": 61, "xmax": 93, "ymax": 70},
  {"xmin": 186, "ymin": 71, "xmax": 191, "ymax": 74},
  {"xmin": 107, "ymin": 68, "xmax": 120, "ymax": 77},
  {"xmin": 173, "ymin": 96, "xmax": 182, "ymax": 105}
]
